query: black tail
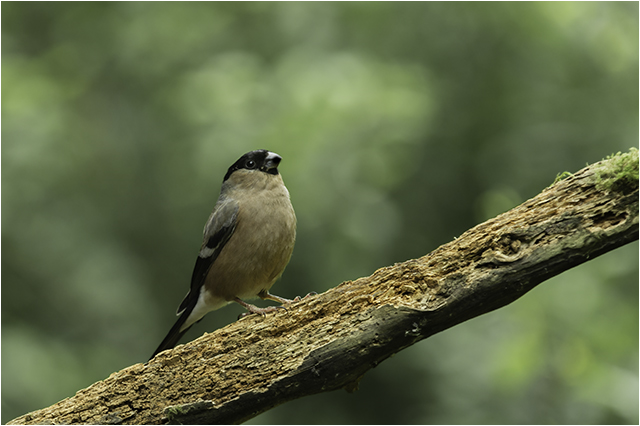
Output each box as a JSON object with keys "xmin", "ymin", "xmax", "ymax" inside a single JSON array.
[{"xmin": 150, "ymin": 298, "xmax": 197, "ymax": 360}]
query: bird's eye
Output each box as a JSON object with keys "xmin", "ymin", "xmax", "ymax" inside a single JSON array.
[{"xmin": 246, "ymin": 160, "xmax": 256, "ymax": 169}]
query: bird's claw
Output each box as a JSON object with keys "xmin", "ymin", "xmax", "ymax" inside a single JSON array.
[
  {"xmin": 291, "ymin": 291, "xmax": 318, "ymax": 302},
  {"xmin": 238, "ymin": 304, "xmax": 287, "ymax": 320},
  {"xmin": 236, "ymin": 292, "xmax": 317, "ymax": 319}
]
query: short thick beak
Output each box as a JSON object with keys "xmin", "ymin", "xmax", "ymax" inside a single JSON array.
[{"xmin": 264, "ymin": 152, "xmax": 282, "ymax": 171}]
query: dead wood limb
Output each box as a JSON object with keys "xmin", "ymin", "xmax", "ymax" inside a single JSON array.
[{"xmin": 9, "ymin": 149, "xmax": 638, "ymax": 425}]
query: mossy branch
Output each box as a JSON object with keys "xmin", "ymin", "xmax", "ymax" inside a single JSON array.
[{"xmin": 9, "ymin": 149, "xmax": 638, "ymax": 425}]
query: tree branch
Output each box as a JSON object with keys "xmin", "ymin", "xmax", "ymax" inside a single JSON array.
[{"xmin": 9, "ymin": 149, "xmax": 638, "ymax": 425}]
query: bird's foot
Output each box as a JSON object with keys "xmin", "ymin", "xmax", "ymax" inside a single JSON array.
[
  {"xmin": 236, "ymin": 291, "xmax": 318, "ymax": 319},
  {"xmin": 290, "ymin": 291, "xmax": 318, "ymax": 302},
  {"xmin": 234, "ymin": 297, "xmax": 287, "ymax": 319},
  {"xmin": 259, "ymin": 290, "xmax": 317, "ymax": 304}
]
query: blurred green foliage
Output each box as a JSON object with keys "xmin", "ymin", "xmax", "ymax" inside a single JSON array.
[{"xmin": 2, "ymin": 2, "xmax": 638, "ymax": 424}]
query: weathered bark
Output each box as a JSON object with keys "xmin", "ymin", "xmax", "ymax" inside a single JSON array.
[{"xmin": 9, "ymin": 149, "xmax": 638, "ymax": 425}]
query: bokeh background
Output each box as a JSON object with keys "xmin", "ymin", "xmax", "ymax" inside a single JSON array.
[{"xmin": 2, "ymin": 2, "xmax": 638, "ymax": 424}]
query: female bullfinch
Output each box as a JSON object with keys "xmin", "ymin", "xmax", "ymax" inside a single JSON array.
[{"xmin": 151, "ymin": 150, "xmax": 298, "ymax": 359}]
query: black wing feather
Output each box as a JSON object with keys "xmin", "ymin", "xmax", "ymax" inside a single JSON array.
[{"xmin": 178, "ymin": 222, "xmax": 236, "ymax": 314}]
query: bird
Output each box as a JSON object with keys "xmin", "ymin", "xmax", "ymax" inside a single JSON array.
[{"xmin": 150, "ymin": 149, "xmax": 299, "ymax": 360}]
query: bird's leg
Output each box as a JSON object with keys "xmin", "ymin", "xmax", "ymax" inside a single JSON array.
[{"xmin": 234, "ymin": 297, "xmax": 286, "ymax": 319}]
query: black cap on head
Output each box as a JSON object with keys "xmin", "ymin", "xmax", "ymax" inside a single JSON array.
[{"xmin": 223, "ymin": 150, "xmax": 282, "ymax": 182}]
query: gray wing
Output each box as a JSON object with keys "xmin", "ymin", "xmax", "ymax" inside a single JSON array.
[{"xmin": 177, "ymin": 197, "xmax": 239, "ymax": 315}]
